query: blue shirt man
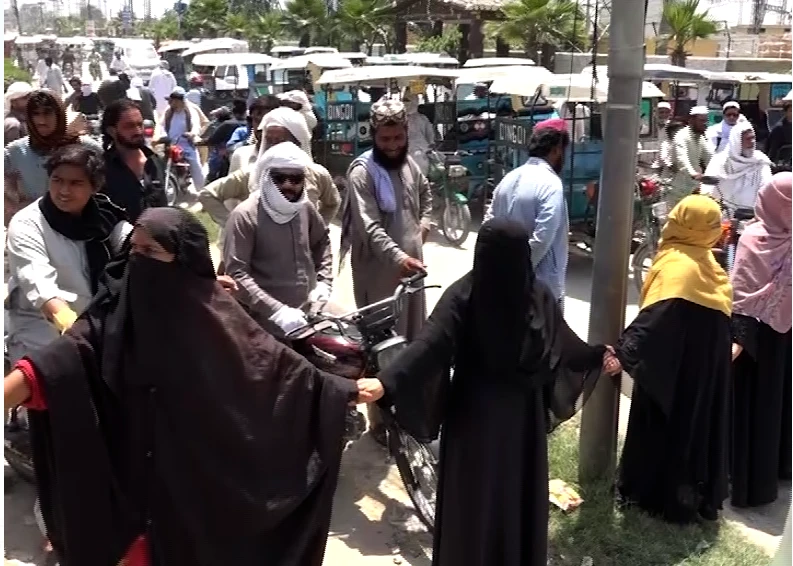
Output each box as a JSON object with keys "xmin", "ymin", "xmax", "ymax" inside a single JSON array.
[{"xmin": 487, "ymin": 119, "xmax": 570, "ymax": 303}]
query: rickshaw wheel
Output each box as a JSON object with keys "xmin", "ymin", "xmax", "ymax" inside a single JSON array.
[{"xmin": 441, "ymin": 198, "xmax": 471, "ymax": 247}]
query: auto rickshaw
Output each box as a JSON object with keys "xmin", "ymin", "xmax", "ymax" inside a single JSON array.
[{"xmin": 489, "ymin": 73, "xmax": 665, "ymax": 251}]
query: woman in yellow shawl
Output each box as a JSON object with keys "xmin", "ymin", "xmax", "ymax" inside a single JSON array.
[{"xmin": 613, "ymin": 195, "xmax": 733, "ymax": 524}]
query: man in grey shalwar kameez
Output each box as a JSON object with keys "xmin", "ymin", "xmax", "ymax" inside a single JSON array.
[{"xmin": 342, "ymin": 97, "xmax": 433, "ymax": 443}]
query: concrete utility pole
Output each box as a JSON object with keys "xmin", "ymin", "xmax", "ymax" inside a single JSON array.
[{"xmin": 578, "ymin": 0, "xmax": 647, "ymax": 484}]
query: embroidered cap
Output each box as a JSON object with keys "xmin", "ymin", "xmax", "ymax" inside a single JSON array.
[
  {"xmin": 689, "ymin": 106, "xmax": 709, "ymax": 116},
  {"xmin": 370, "ymin": 96, "xmax": 406, "ymax": 128},
  {"xmin": 658, "ymin": 101, "xmax": 672, "ymax": 110}
]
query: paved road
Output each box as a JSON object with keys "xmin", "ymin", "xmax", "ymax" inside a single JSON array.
[{"xmin": 4, "ymin": 220, "xmax": 788, "ymax": 564}]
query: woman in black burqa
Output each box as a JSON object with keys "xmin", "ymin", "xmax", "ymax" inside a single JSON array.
[
  {"xmin": 3, "ymin": 207, "xmax": 367, "ymax": 566},
  {"xmin": 360, "ymin": 219, "xmax": 618, "ymax": 566}
]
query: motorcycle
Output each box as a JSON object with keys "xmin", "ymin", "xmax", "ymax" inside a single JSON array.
[
  {"xmin": 287, "ymin": 271, "xmax": 441, "ymax": 532},
  {"xmin": 630, "ymin": 174, "xmax": 668, "ymax": 295},
  {"xmin": 155, "ymin": 136, "xmax": 193, "ymax": 206},
  {"xmin": 426, "ymin": 150, "xmax": 472, "ymax": 247}
]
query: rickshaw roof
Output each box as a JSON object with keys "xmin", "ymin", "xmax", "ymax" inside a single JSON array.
[
  {"xmin": 715, "ymin": 72, "xmax": 793, "ymax": 84},
  {"xmin": 317, "ymin": 65, "xmax": 459, "ymax": 86},
  {"xmin": 181, "ymin": 39, "xmax": 249, "ymax": 59},
  {"xmin": 303, "ymin": 47, "xmax": 339, "ymax": 54},
  {"xmin": 462, "ymin": 57, "xmax": 536, "ymax": 68},
  {"xmin": 55, "ymin": 36, "xmax": 92, "ymax": 45},
  {"xmin": 785, "ymin": 90, "xmax": 793, "ymax": 101},
  {"xmin": 15, "ymin": 36, "xmax": 45, "ymax": 45},
  {"xmin": 193, "ymin": 52, "xmax": 274, "ymax": 67},
  {"xmin": 158, "ymin": 40, "xmax": 193, "ymax": 53},
  {"xmin": 490, "ymin": 73, "xmax": 665, "ymax": 101},
  {"xmin": 5, "ymin": 33, "xmax": 18, "ymax": 42},
  {"xmin": 454, "ymin": 65, "xmax": 551, "ymax": 86},
  {"xmin": 270, "ymin": 53, "xmax": 353, "ymax": 71},
  {"xmin": 271, "ymin": 45, "xmax": 303, "ymax": 54},
  {"xmin": 582, "ymin": 64, "xmax": 716, "ymax": 82}
]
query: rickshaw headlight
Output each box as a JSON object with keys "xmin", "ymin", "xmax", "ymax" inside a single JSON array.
[{"xmin": 447, "ymin": 164, "xmax": 468, "ymax": 178}]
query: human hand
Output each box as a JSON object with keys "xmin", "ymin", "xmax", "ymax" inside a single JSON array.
[
  {"xmin": 355, "ymin": 378, "xmax": 385, "ymax": 404},
  {"xmin": 731, "ymin": 343, "xmax": 743, "ymax": 361},
  {"xmin": 270, "ymin": 306, "xmax": 308, "ymax": 335},
  {"xmin": 216, "ymin": 274, "xmax": 238, "ymax": 293},
  {"xmin": 398, "ymin": 256, "xmax": 426, "ymax": 277},
  {"xmin": 308, "ymin": 282, "xmax": 332, "ymax": 303},
  {"xmin": 602, "ymin": 346, "xmax": 622, "ymax": 376},
  {"xmin": 52, "ymin": 307, "xmax": 78, "ymax": 334}
]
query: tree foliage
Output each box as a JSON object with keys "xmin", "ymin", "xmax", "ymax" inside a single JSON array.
[
  {"xmin": 414, "ymin": 27, "xmax": 461, "ymax": 58},
  {"xmin": 662, "ymin": 0, "xmax": 720, "ymax": 66},
  {"xmin": 497, "ymin": 0, "xmax": 587, "ymax": 68}
]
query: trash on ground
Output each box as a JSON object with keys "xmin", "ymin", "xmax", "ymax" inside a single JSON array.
[{"xmin": 549, "ymin": 479, "xmax": 584, "ymax": 512}]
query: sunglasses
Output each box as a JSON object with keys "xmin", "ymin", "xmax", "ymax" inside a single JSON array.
[
  {"xmin": 724, "ymin": 112, "xmax": 739, "ymax": 118},
  {"xmin": 270, "ymin": 171, "xmax": 305, "ymax": 185}
]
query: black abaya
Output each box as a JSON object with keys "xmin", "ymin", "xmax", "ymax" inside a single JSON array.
[
  {"xmin": 25, "ymin": 208, "xmax": 357, "ymax": 566},
  {"xmin": 616, "ymin": 299, "xmax": 731, "ymax": 524},
  {"xmin": 378, "ymin": 275, "xmax": 605, "ymax": 566},
  {"xmin": 730, "ymin": 313, "xmax": 792, "ymax": 508}
]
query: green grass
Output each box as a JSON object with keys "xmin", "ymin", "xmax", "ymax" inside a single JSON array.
[
  {"xmin": 4, "ymin": 58, "xmax": 32, "ymax": 87},
  {"xmin": 547, "ymin": 419, "xmax": 771, "ymax": 566},
  {"xmin": 194, "ymin": 210, "xmax": 220, "ymax": 245}
]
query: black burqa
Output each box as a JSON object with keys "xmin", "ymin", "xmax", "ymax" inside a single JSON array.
[
  {"xmin": 730, "ymin": 314, "xmax": 792, "ymax": 508},
  {"xmin": 377, "ymin": 219, "xmax": 606, "ymax": 566},
  {"xmin": 25, "ymin": 207, "xmax": 358, "ymax": 566},
  {"xmin": 615, "ymin": 300, "xmax": 731, "ymax": 523}
]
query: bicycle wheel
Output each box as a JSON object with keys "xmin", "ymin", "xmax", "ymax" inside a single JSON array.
[{"xmin": 390, "ymin": 428, "xmax": 438, "ymax": 532}]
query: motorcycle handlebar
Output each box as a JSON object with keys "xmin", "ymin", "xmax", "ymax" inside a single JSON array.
[{"xmin": 285, "ymin": 270, "xmax": 432, "ymax": 339}]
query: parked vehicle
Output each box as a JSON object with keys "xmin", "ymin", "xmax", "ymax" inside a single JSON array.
[
  {"xmin": 288, "ymin": 271, "xmax": 441, "ymax": 531},
  {"xmin": 631, "ymin": 174, "xmax": 668, "ymax": 295},
  {"xmin": 427, "ymin": 149, "xmax": 472, "ymax": 246},
  {"xmin": 113, "ymin": 38, "xmax": 161, "ymax": 85}
]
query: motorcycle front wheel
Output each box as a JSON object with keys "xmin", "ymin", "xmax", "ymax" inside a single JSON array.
[
  {"xmin": 389, "ymin": 427, "xmax": 438, "ymax": 532},
  {"xmin": 164, "ymin": 170, "xmax": 179, "ymax": 206},
  {"xmin": 441, "ymin": 198, "xmax": 471, "ymax": 248},
  {"xmin": 631, "ymin": 241, "xmax": 655, "ymax": 296}
]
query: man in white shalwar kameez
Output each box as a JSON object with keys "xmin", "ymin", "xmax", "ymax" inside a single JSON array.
[
  {"xmin": 706, "ymin": 101, "xmax": 746, "ymax": 153},
  {"xmin": 148, "ymin": 60, "xmax": 178, "ymax": 121},
  {"xmin": 669, "ymin": 105, "xmax": 714, "ymax": 204}
]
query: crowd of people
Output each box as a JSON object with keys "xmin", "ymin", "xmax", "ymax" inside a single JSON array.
[{"xmin": 2, "ymin": 68, "xmax": 791, "ymax": 566}]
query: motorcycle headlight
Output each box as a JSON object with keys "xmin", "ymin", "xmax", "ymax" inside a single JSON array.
[{"xmin": 372, "ymin": 336, "xmax": 408, "ymax": 371}]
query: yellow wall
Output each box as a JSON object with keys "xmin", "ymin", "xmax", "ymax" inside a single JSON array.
[{"xmin": 645, "ymin": 37, "xmax": 720, "ymax": 57}]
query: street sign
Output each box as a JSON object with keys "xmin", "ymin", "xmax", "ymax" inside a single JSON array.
[{"xmin": 174, "ymin": 1, "xmax": 187, "ymax": 15}]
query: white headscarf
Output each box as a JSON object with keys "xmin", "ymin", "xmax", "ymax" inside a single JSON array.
[
  {"xmin": 710, "ymin": 121, "xmax": 772, "ymax": 208},
  {"xmin": 258, "ymin": 106, "xmax": 313, "ymax": 159},
  {"xmin": 5, "ymin": 81, "xmax": 32, "ymax": 114},
  {"xmin": 277, "ymin": 90, "xmax": 318, "ymax": 131},
  {"xmin": 253, "ymin": 141, "xmax": 312, "ymax": 224}
]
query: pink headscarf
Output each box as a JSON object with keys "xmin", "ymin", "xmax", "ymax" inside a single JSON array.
[{"xmin": 731, "ymin": 172, "xmax": 792, "ymax": 333}]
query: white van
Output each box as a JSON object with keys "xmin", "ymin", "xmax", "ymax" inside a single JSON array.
[{"xmin": 114, "ymin": 38, "xmax": 160, "ymax": 84}]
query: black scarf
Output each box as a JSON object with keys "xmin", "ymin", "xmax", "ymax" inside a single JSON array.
[{"xmin": 39, "ymin": 193, "xmax": 128, "ymax": 294}]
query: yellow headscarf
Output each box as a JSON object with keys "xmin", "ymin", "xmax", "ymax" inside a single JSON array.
[{"xmin": 641, "ymin": 195, "xmax": 733, "ymax": 316}]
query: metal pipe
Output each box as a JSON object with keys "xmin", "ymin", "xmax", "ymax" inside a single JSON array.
[{"xmin": 578, "ymin": 0, "xmax": 647, "ymax": 484}]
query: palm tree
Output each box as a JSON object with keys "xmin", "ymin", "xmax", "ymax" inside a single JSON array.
[
  {"xmin": 183, "ymin": 0, "xmax": 228, "ymax": 38},
  {"xmin": 497, "ymin": 0, "xmax": 586, "ymax": 69},
  {"xmin": 284, "ymin": 0, "xmax": 330, "ymax": 47},
  {"xmin": 246, "ymin": 12, "xmax": 286, "ymax": 52},
  {"xmin": 662, "ymin": 0, "xmax": 719, "ymax": 67},
  {"xmin": 224, "ymin": 13, "xmax": 249, "ymax": 39},
  {"xmin": 335, "ymin": 0, "xmax": 391, "ymax": 53}
]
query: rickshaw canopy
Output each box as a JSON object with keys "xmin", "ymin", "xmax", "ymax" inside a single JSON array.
[
  {"xmin": 454, "ymin": 65, "xmax": 552, "ymax": 87},
  {"xmin": 181, "ymin": 38, "xmax": 248, "ymax": 59},
  {"xmin": 158, "ymin": 40, "xmax": 193, "ymax": 54},
  {"xmin": 491, "ymin": 73, "xmax": 664, "ymax": 101},
  {"xmin": 192, "ymin": 52, "xmax": 275, "ymax": 67},
  {"xmin": 270, "ymin": 53, "xmax": 353, "ymax": 71},
  {"xmin": 462, "ymin": 57, "xmax": 536, "ymax": 68},
  {"xmin": 317, "ymin": 65, "xmax": 459, "ymax": 87}
]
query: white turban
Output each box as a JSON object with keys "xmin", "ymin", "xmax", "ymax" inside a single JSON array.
[
  {"xmin": 253, "ymin": 141, "xmax": 312, "ymax": 224},
  {"xmin": 5, "ymin": 82, "xmax": 32, "ymax": 113},
  {"xmin": 131, "ymin": 77, "xmax": 144, "ymax": 88},
  {"xmin": 277, "ymin": 90, "xmax": 318, "ymax": 131},
  {"xmin": 258, "ymin": 106, "xmax": 313, "ymax": 159}
]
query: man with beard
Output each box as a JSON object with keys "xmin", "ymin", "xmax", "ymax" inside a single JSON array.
[
  {"xmin": 486, "ymin": 118, "xmax": 570, "ymax": 305},
  {"xmin": 670, "ymin": 106, "xmax": 714, "ymax": 202},
  {"xmin": 223, "ymin": 142, "xmax": 333, "ymax": 337},
  {"xmin": 100, "ymin": 99, "xmax": 167, "ymax": 222},
  {"xmin": 342, "ymin": 97, "xmax": 432, "ymax": 444}
]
